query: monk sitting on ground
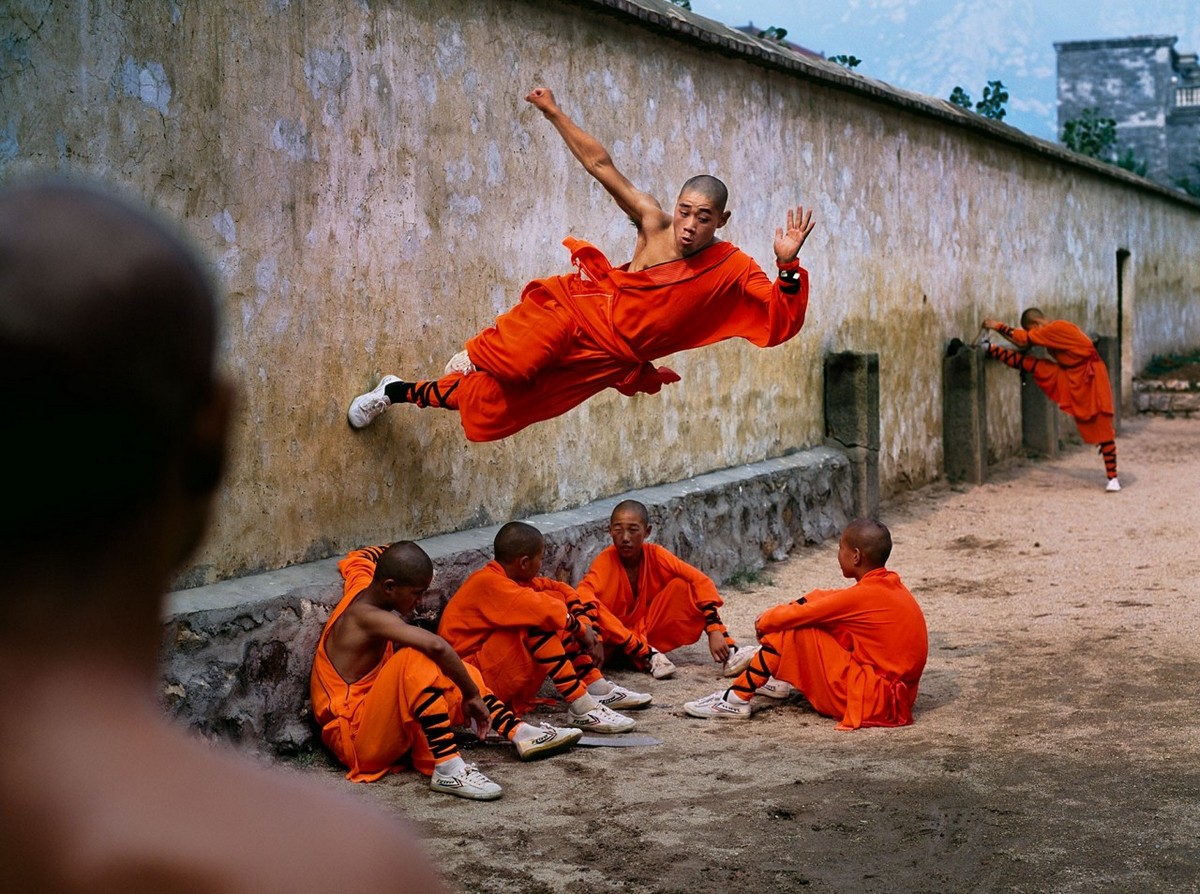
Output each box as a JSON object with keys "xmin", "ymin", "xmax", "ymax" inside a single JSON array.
[
  {"xmin": 575, "ymin": 500, "xmax": 756, "ymax": 680},
  {"xmin": 347, "ymin": 85, "xmax": 816, "ymax": 441},
  {"xmin": 684, "ymin": 519, "xmax": 928, "ymax": 729},
  {"xmin": 438, "ymin": 522, "xmax": 647, "ymax": 734},
  {"xmin": 981, "ymin": 309, "xmax": 1120, "ymax": 491},
  {"xmin": 311, "ymin": 542, "xmax": 582, "ymax": 801}
]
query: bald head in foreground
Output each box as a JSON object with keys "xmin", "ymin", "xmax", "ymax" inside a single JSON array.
[{"xmin": 0, "ymin": 182, "xmax": 445, "ymax": 893}]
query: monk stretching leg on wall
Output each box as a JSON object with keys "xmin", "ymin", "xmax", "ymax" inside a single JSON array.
[
  {"xmin": 347, "ymin": 86, "xmax": 816, "ymax": 442},
  {"xmin": 981, "ymin": 309, "xmax": 1119, "ymax": 492},
  {"xmin": 684, "ymin": 519, "xmax": 928, "ymax": 729}
]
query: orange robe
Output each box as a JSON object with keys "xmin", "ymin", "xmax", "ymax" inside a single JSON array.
[
  {"xmin": 309, "ymin": 547, "xmax": 491, "ymax": 781},
  {"xmin": 1005, "ymin": 319, "xmax": 1115, "ymax": 443},
  {"xmin": 755, "ymin": 568, "xmax": 928, "ymax": 730},
  {"xmin": 452, "ymin": 237, "xmax": 810, "ymax": 441},
  {"xmin": 576, "ymin": 543, "xmax": 723, "ymax": 653},
  {"xmin": 437, "ymin": 562, "xmax": 579, "ymax": 713}
]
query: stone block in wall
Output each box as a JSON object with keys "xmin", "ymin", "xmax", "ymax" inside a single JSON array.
[
  {"xmin": 942, "ymin": 340, "xmax": 988, "ymax": 484},
  {"xmin": 1094, "ymin": 335, "xmax": 1121, "ymax": 432},
  {"xmin": 824, "ymin": 351, "xmax": 880, "ymax": 518},
  {"xmin": 1021, "ymin": 364, "xmax": 1059, "ymax": 457},
  {"xmin": 161, "ymin": 447, "xmax": 853, "ymax": 755}
]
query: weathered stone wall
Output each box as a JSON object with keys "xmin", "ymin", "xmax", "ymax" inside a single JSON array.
[
  {"xmin": 4, "ymin": 0, "xmax": 1200, "ymax": 585},
  {"xmin": 163, "ymin": 446, "xmax": 852, "ymax": 752}
]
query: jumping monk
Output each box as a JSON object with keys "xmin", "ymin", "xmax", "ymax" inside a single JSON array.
[
  {"xmin": 311, "ymin": 542, "xmax": 583, "ymax": 800},
  {"xmin": 347, "ymin": 85, "xmax": 816, "ymax": 441},
  {"xmin": 0, "ymin": 182, "xmax": 446, "ymax": 892},
  {"xmin": 437, "ymin": 522, "xmax": 649, "ymax": 733},
  {"xmin": 684, "ymin": 519, "xmax": 928, "ymax": 729},
  {"xmin": 575, "ymin": 500, "xmax": 756, "ymax": 681},
  {"xmin": 981, "ymin": 309, "xmax": 1119, "ymax": 491}
]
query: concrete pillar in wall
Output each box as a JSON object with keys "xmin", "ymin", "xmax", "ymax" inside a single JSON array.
[
  {"xmin": 1021, "ymin": 360, "xmax": 1059, "ymax": 457},
  {"xmin": 943, "ymin": 340, "xmax": 988, "ymax": 484},
  {"xmin": 824, "ymin": 351, "xmax": 880, "ymax": 519},
  {"xmin": 1095, "ymin": 335, "xmax": 1121, "ymax": 434}
]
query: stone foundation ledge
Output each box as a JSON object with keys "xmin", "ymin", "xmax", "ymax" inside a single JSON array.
[
  {"xmin": 161, "ymin": 445, "xmax": 852, "ymax": 754},
  {"xmin": 1133, "ymin": 379, "xmax": 1200, "ymax": 416}
]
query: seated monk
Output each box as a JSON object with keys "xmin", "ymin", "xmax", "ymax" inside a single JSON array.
[
  {"xmin": 438, "ymin": 522, "xmax": 649, "ymax": 733},
  {"xmin": 346, "ymin": 85, "xmax": 816, "ymax": 442},
  {"xmin": 981, "ymin": 309, "xmax": 1119, "ymax": 491},
  {"xmin": 575, "ymin": 500, "xmax": 756, "ymax": 680},
  {"xmin": 311, "ymin": 542, "xmax": 583, "ymax": 801},
  {"xmin": 684, "ymin": 519, "xmax": 928, "ymax": 729}
]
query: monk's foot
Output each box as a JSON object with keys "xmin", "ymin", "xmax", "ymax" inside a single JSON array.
[
  {"xmin": 594, "ymin": 683, "xmax": 652, "ymax": 710},
  {"xmin": 429, "ymin": 759, "xmax": 503, "ymax": 800},
  {"xmin": 513, "ymin": 723, "xmax": 583, "ymax": 761},
  {"xmin": 648, "ymin": 651, "xmax": 676, "ymax": 680},
  {"xmin": 754, "ymin": 677, "xmax": 795, "ymax": 700},
  {"xmin": 722, "ymin": 644, "xmax": 759, "ymax": 678},
  {"xmin": 443, "ymin": 349, "xmax": 476, "ymax": 376},
  {"xmin": 683, "ymin": 690, "xmax": 752, "ymax": 721},
  {"xmin": 347, "ymin": 375, "xmax": 401, "ymax": 429},
  {"xmin": 567, "ymin": 700, "xmax": 637, "ymax": 734},
  {"xmin": 1106, "ymin": 477, "xmax": 1121, "ymax": 492}
]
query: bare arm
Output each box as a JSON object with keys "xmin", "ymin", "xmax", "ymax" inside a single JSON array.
[
  {"xmin": 359, "ymin": 608, "xmax": 492, "ymax": 738},
  {"xmin": 526, "ymin": 87, "xmax": 669, "ymax": 232}
]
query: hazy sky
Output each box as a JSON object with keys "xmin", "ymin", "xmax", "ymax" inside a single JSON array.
[{"xmin": 685, "ymin": 0, "xmax": 1200, "ymax": 141}]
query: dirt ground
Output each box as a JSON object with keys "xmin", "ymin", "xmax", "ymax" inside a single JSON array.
[{"xmin": 290, "ymin": 414, "xmax": 1200, "ymax": 894}]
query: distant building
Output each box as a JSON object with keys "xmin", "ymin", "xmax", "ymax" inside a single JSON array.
[{"xmin": 1055, "ymin": 35, "xmax": 1200, "ymax": 191}]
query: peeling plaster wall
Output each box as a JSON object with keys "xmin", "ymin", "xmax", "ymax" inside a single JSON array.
[{"xmin": 4, "ymin": 0, "xmax": 1199, "ymax": 584}]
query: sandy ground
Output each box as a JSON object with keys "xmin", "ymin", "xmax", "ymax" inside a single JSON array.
[{"xmin": 290, "ymin": 414, "xmax": 1200, "ymax": 894}]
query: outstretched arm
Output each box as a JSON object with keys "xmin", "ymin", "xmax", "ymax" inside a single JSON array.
[
  {"xmin": 773, "ymin": 206, "xmax": 816, "ymax": 265},
  {"xmin": 526, "ymin": 87, "xmax": 668, "ymax": 232}
]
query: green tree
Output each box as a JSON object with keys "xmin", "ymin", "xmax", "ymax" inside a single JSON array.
[
  {"xmin": 948, "ymin": 81, "xmax": 1008, "ymax": 120},
  {"xmin": 948, "ymin": 86, "xmax": 973, "ymax": 110},
  {"xmin": 757, "ymin": 25, "xmax": 788, "ymax": 43},
  {"xmin": 667, "ymin": 0, "xmax": 691, "ymax": 8},
  {"xmin": 975, "ymin": 80, "xmax": 1008, "ymax": 120},
  {"xmin": 830, "ymin": 54, "xmax": 861, "ymax": 69},
  {"xmin": 1115, "ymin": 148, "xmax": 1148, "ymax": 177},
  {"xmin": 1061, "ymin": 108, "xmax": 1117, "ymax": 160}
]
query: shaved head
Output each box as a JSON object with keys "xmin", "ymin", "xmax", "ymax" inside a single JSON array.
[
  {"xmin": 494, "ymin": 521, "xmax": 544, "ymax": 564},
  {"xmin": 1020, "ymin": 307, "xmax": 1046, "ymax": 328},
  {"xmin": 0, "ymin": 182, "xmax": 219, "ymax": 550},
  {"xmin": 843, "ymin": 518, "xmax": 892, "ymax": 569},
  {"xmin": 374, "ymin": 541, "xmax": 433, "ymax": 586},
  {"xmin": 679, "ymin": 174, "xmax": 728, "ymax": 212},
  {"xmin": 611, "ymin": 499, "xmax": 650, "ymax": 526}
]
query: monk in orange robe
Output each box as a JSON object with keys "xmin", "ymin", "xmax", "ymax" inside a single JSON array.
[
  {"xmin": 346, "ymin": 86, "xmax": 816, "ymax": 441},
  {"xmin": 437, "ymin": 522, "xmax": 649, "ymax": 732},
  {"xmin": 311, "ymin": 542, "xmax": 583, "ymax": 799},
  {"xmin": 684, "ymin": 519, "xmax": 928, "ymax": 730},
  {"xmin": 982, "ymin": 308, "xmax": 1119, "ymax": 491},
  {"xmin": 575, "ymin": 500, "xmax": 754, "ymax": 680}
]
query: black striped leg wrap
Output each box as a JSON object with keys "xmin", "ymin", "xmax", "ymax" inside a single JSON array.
[
  {"xmin": 413, "ymin": 685, "xmax": 458, "ymax": 760},
  {"xmin": 729, "ymin": 640, "xmax": 780, "ymax": 700},
  {"xmin": 483, "ymin": 693, "xmax": 520, "ymax": 739},
  {"xmin": 526, "ymin": 628, "xmax": 587, "ymax": 701},
  {"xmin": 1099, "ymin": 440, "xmax": 1117, "ymax": 478}
]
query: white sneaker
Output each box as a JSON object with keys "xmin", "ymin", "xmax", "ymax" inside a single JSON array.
[
  {"xmin": 347, "ymin": 375, "xmax": 401, "ymax": 429},
  {"xmin": 1106, "ymin": 477, "xmax": 1121, "ymax": 492},
  {"xmin": 596, "ymin": 683, "xmax": 652, "ymax": 710},
  {"xmin": 429, "ymin": 762, "xmax": 502, "ymax": 800},
  {"xmin": 649, "ymin": 651, "xmax": 676, "ymax": 680},
  {"xmin": 513, "ymin": 723, "xmax": 583, "ymax": 761},
  {"xmin": 444, "ymin": 349, "xmax": 476, "ymax": 376},
  {"xmin": 684, "ymin": 690, "xmax": 752, "ymax": 720},
  {"xmin": 755, "ymin": 677, "xmax": 795, "ymax": 700},
  {"xmin": 723, "ymin": 644, "xmax": 760, "ymax": 678},
  {"xmin": 568, "ymin": 701, "xmax": 637, "ymax": 734}
]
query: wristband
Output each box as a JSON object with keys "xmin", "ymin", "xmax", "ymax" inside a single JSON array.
[{"xmin": 776, "ymin": 257, "xmax": 800, "ymax": 273}]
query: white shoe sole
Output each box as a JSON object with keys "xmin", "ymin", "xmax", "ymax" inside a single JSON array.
[{"xmin": 516, "ymin": 727, "xmax": 583, "ymax": 761}]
